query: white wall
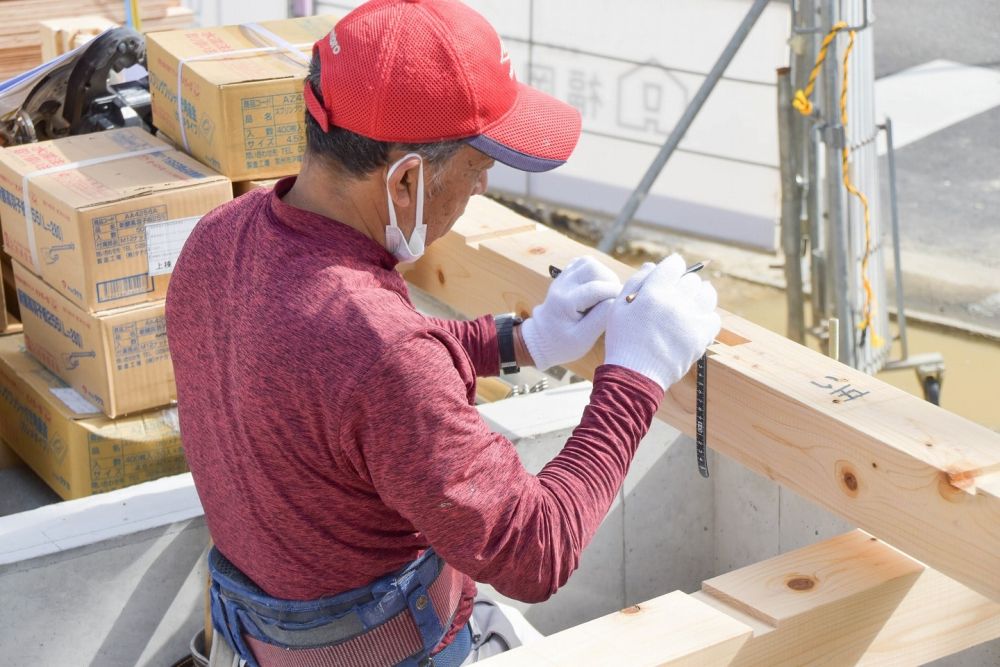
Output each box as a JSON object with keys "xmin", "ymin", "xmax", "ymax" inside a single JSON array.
[
  {"xmin": 183, "ymin": 0, "xmax": 289, "ymax": 27},
  {"xmin": 314, "ymin": 0, "xmax": 789, "ymax": 248}
]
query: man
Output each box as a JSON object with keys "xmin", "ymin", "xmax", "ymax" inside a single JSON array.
[{"xmin": 166, "ymin": 0, "xmax": 720, "ymax": 665}]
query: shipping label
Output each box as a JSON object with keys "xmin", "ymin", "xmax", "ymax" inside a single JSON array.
[
  {"xmin": 241, "ymin": 92, "xmax": 305, "ymax": 171},
  {"xmin": 146, "ymin": 216, "xmax": 201, "ymax": 276},
  {"xmin": 111, "ymin": 316, "xmax": 170, "ymax": 371},
  {"xmin": 92, "ymin": 205, "xmax": 163, "ymax": 302}
]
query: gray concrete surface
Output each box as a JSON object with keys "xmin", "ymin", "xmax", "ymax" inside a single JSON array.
[
  {"xmin": 0, "ymin": 465, "xmax": 60, "ymax": 517},
  {"xmin": 874, "ymin": 1, "xmax": 1000, "ymax": 331},
  {"xmin": 0, "ymin": 518, "xmax": 208, "ymax": 666}
]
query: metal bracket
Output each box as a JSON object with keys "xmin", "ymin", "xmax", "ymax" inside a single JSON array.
[
  {"xmin": 792, "ymin": 0, "xmax": 872, "ymax": 34},
  {"xmin": 821, "ymin": 124, "xmax": 846, "ymax": 149}
]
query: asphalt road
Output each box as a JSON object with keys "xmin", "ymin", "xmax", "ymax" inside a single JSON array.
[{"xmin": 873, "ymin": 1, "xmax": 1000, "ymax": 275}]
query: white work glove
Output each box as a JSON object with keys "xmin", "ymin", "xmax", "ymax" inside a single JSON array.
[
  {"xmin": 521, "ymin": 256, "xmax": 622, "ymax": 370},
  {"xmin": 605, "ymin": 254, "xmax": 721, "ymax": 390}
]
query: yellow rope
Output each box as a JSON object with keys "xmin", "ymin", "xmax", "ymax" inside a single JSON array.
[
  {"xmin": 130, "ymin": 0, "xmax": 143, "ymax": 31},
  {"xmin": 793, "ymin": 21, "xmax": 884, "ymax": 349},
  {"xmin": 839, "ymin": 31, "xmax": 883, "ymax": 348},
  {"xmin": 791, "ymin": 21, "xmax": 846, "ymax": 116}
]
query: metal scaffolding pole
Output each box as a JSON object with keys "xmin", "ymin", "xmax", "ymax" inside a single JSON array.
[
  {"xmin": 821, "ymin": 0, "xmax": 856, "ymax": 368},
  {"xmin": 778, "ymin": 67, "xmax": 806, "ymax": 343}
]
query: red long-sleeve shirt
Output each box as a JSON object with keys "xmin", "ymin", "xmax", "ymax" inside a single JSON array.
[{"xmin": 166, "ymin": 178, "xmax": 663, "ymax": 645}]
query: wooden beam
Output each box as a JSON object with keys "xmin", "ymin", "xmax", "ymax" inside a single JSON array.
[
  {"xmin": 480, "ymin": 591, "xmax": 753, "ymax": 666},
  {"xmin": 698, "ymin": 530, "xmax": 1000, "ymax": 665},
  {"xmin": 481, "ymin": 530, "xmax": 1000, "ymax": 665},
  {"xmin": 405, "ymin": 196, "xmax": 1000, "ymax": 603}
]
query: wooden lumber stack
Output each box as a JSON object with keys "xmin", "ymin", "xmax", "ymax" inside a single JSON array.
[{"xmin": 0, "ymin": 0, "xmax": 196, "ymax": 82}]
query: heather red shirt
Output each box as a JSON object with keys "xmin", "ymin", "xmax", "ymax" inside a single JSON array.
[{"xmin": 166, "ymin": 177, "xmax": 663, "ymax": 646}]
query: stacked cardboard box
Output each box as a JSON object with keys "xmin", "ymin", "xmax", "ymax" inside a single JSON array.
[
  {"xmin": 234, "ymin": 179, "xmax": 280, "ymax": 197},
  {"xmin": 1, "ymin": 253, "xmax": 21, "ymax": 334},
  {"xmin": 0, "ymin": 127, "xmax": 231, "ymax": 420},
  {"xmin": 0, "ymin": 334, "xmax": 185, "ymax": 500},
  {"xmin": 147, "ymin": 15, "xmax": 338, "ymax": 183}
]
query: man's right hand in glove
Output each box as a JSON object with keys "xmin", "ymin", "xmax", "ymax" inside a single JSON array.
[{"xmin": 604, "ymin": 254, "xmax": 721, "ymax": 390}]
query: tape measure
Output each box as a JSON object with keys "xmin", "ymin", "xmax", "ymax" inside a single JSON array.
[{"xmin": 696, "ymin": 353, "xmax": 709, "ymax": 478}]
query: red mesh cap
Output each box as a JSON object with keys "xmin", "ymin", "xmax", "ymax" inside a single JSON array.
[{"xmin": 305, "ymin": 0, "xmax": 581, "ymax": 172}]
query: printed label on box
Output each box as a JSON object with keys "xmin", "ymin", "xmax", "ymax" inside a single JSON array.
[
  {"xmin": 241, "ymin": 92, "xmax": 306, "ymax": 171},
  {"xmin": 92, "ymin": 205, "xmax": 164, "ymax": 303},
  {"xmin": 93, "ymin": 205, "xmax": 163, "ymax": 264},
  {"xmin": 146, "ymin": 216, "xmax": 201, "ymax": 276},
  {"xmin": 87, "ymin": 432, "xmax": 186, "ymax": 493},
  {"xmin": 111, "ymin": 316, "xmax": 169, "ymax": 371}
]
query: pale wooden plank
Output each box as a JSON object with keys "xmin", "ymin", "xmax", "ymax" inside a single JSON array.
[
  {"xmin": 480, "ymin": 591, "xmax": 751, "ymax": 666},
  {"xmin": 698, "ymin": 530, "xmax": 1000, "ymax": 665},
  {"xmin": 406, "ymin": 195, "xmax": 1000, "ymax": 603},
  {"xmin": 482, "ymin": 530, "xmax": 1000, "ymax": 666}
]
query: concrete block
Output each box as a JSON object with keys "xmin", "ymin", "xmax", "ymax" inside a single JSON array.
[
  {"xmin": 777, "ymin": 485, "xmax": 854, "ymax": 553},
  {"xmin": 929, "ymin": 640, "xmax": 1000, "ymax": 667},
  {"xmin": 0, "ymin": 474, "xmax": 203, "ymax": 566},
  {"xmin": 0, "ymin": 518, "xmax": 208, "ymax": 667},
  {"xmin": 0, "ymin": 465, "xmax": 60, "ymax": 519},
  {"xmin": 623, "ymin": 423, "xmax": 714, "ymax": 605},
  {"xmin": 712, "ymin": 453, "xmax": 779, "ymax": 574},
  {"xmin": 477, "ymin": 425, "xmax": 627, "ymax": 636}
]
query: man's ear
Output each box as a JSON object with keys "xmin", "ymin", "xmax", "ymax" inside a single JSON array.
[{"xmin": 386, "ymin": 155, "xmax": 422, "ymax": 209}]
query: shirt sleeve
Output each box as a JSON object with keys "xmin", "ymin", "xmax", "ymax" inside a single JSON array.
[
  {"xmin": 424, "ymin": 314, "xmax": 500, "ymax": 377},
  {"xmin": 341, "ymin": 330, "xmax": 662, "ymax": 603}
]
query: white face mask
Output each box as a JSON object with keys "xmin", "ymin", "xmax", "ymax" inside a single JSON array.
[{"xmin": 384, "ymin": 153, "xmax": 426, "ymax": 263}]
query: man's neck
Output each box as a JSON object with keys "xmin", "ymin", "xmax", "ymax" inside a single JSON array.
[{"xmin": 282, "ymin": 161, "xmax": 386, "ymax": 244}]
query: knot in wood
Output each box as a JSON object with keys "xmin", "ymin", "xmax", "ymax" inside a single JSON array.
[
  {"xmin": 843, "ymin": 471, "xmax": 858, "ymax": 491},
  {"xmin": 786, "ymin": 576, "xmax": 816, "ymax": 591}
]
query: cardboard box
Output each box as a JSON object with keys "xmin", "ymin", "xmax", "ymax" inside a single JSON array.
[
  {"xmin": 147, "ymin": 16, "xmax": 338, "ymax": 181},
  {"xmin": 13, "ymin": 262, "xmax": 174, "ymax": 418},
  {"xmin": 0, "ymin": 334, "xmax": 184, "ymax": 500},
  {"xmin": 233, "ymin": 178, "xmax": 280, "ymax": 197},
  {"xmin": 1, "ymin": 253, "xmax": 21, "ymax": 334},
  {"xmin": 0, "ymin": 127, "xmax": 231, "ymax": 312}
]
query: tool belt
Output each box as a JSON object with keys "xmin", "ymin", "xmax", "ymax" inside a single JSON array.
[{"xmin": 208, "ymin": 546, "xmax": 466, "ymax": 667}]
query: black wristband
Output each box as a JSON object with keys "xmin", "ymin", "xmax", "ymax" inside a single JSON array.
[{"xmin": 496, "ymin": 313, "xmax": 523, "ymax": 375}]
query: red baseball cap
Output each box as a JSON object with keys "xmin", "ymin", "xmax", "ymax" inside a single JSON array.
[{"xmin": 305, "ymin": 0, "xmax": 582, "ymax": 172}]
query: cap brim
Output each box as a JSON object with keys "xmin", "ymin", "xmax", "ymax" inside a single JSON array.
[{"xmin": 467, "ymin": 82, "xmax": 582, "ymax": 173}]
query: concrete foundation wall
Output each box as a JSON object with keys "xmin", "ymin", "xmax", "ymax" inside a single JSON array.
[
  {"xmin": 0, "ymin": 518, "xmax": 208, "ymax": 666},
  {"xmin": 1, "ymin": 387, "xmax": 996, "ymax": 665}
]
